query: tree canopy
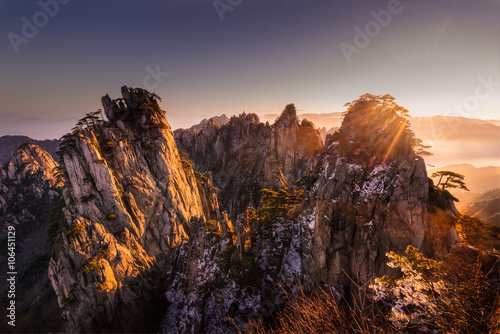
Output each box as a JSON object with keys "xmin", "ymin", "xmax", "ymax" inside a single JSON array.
[{"xmin": 339, "ymin": 94, "xmax": 432, "ymax": 160}]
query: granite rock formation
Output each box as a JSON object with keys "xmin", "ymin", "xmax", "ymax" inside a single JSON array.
[
  {"xmin": 0, "ymin": 143, "xmax": 64, "ymax": 332},
  {"xmin": 47, "ymin": 90, "xmax": 459, "ymax": 333}
]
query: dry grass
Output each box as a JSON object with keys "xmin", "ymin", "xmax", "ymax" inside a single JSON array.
[
  {"xmin": 231, "ymin": 276, "xmax": 395, "ymax": 334},
  {"xmin": 231, "ymin": 250, "xmax": 499, "ymax": 334},
  {"xmin": 436, "ymin": 249, "xmax": 500, "ymax": 333}
]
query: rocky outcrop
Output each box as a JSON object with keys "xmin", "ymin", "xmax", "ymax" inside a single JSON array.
[
  {"xmin": 187, "ymin": 114, "xmax": 230, "ymax": 132},
  {"xmin": 0, "ymin": 143, "xmax": 64, "ymax": 332},
  {"xmin": 48, "ymin": 91, "xmax": 460, "ymax": 333},
  {"xmin": 175, "ymin": 104, "xmax": 323, "ymax": 220},
  {"xmin": 176, "ymin": 113, "xmax": 272, "ymax": 220},
  {"xmin": 308, "ymin": 97, "xmax": 459, "ymax": 289},
  {"xmin": 269, "ymin": 104, "xmax": 322, "ymax": 182},
  {"xmin": 48, "ymin": 87, "xmax": 231, "ymax": 332},
  {"xmin": 0, "ymin": 143, "xmax": 60, "ymax": 231},
  {"xmin": 311, "ymin": 156, "xmax": 444, "ymax": 287}
]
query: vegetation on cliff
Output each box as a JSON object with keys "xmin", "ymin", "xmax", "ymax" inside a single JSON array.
[{"xmin": 37, "ymin": 89, "xmax": 497, "ymax": 333}]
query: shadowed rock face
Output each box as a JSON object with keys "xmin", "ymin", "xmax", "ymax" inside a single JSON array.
[
  {"xmin": 312, "ymin": 156, "xmax": 448, "ymax": 287},
  {"xmin": 48, "ymin": 90, "xmax": 459, "ymax": 333},
  {"xmin": 310, "ymin": 103, "xmax": 458, "ymax": 288},
  {"xmin": 175, "ymin": 103, "xmax": 324, "ymax": 220}
]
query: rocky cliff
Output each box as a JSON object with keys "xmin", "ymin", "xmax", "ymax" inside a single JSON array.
[
  {"xmin": 175, "ymin": 103, "xmax": 323, "ymax": 220},
  {"xmin": 48, "ymin": 91, "xmax": 459, "ymax": 333},
  {"xmin": 302, "ymin": 98, "xmax": 458, "ymax": 290},
  {"xmin": 0, "ymin": 143, "xmax": 64, "ymax": 332},
  {"xmin": 48, "ymin": 86, "xmax": 234, "ymax": 332}
]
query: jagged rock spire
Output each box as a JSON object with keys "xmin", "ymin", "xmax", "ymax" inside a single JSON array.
[
  {"xmin": 269, "ymin": 103, "xmax": 322, "ymax": 182},
  {"xmin": 274, "ymin": 103, "xmax": 299, "ymax": 128}
]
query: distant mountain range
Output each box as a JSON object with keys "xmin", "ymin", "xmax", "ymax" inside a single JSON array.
[
  {"xmin": 206, "ymin": 113, "xmax": 500, "ymax": 169},
  {"xmin": 428, "ymin": 164, "xmax": 500, "ymax": 195},
  {"xmin": 411, "ymin": 116, "xmax": 500, "ymax": 168},
  {"xmin": 2, "ymin": 113, "xmax": 497, "ymax": 170},
  {"xmin": 0, "ymin": 115, "xmax": 77, "ymax": 142},
  {"xmin": 428, "ymin": 164, "xmax": 500, "ymax": 226}
]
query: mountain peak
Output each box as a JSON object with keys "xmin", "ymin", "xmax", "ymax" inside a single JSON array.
[
  {"xmin": 46, "ymin": 90, "xmax": 461, "ymax": 333},
  {"xmin": 16, "ymin": 142, "xmax": 52, "ymax": 161},
  {"xmin": 2, "ymin": 143, "xmax": 58, "ymax": 184},
  {"xmin": 275, "ymin": 103, "xmax": 298, "ymax": 128},
  {"xmin": 101, "ymin": 86, "xmax": 166, "ymax": 129}
]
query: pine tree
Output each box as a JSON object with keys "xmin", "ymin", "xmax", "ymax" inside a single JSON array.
[{"xmin": 431, "ymin": 171, "xmax": 469, "ymax": 191}]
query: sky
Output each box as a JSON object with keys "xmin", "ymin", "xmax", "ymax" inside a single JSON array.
[{"xmin": 0, "ymin": 0, "xmax": 498, "ymax": 139}]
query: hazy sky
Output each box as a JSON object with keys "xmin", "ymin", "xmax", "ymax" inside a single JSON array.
[{"xmin": 0, "ymin": 0, "xmax": 498, "ymax": 139}]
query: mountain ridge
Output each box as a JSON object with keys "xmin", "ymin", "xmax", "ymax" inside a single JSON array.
[
  {"xmin": 0, "ymin": 135, "xmax": 60, "ymax": 165},
  {"xmin": 5, "ymin": 89, "xmax": 462, "ymax": 333}
]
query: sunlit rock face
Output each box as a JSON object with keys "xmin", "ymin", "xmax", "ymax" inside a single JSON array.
[
  {"xmin": 48, "ymin": 87, "xmax": 228, "ymax": 332},
  {"xmin": 49, "ymin": 90, "xmax": 459, "ymax": 333},
  {"xmin": 1, "ymin": 142, "xmax": 58, "ymax": 187},
  {"xmin": 0, "ymin": 143, "xmax": 60, "ymax": 230}
]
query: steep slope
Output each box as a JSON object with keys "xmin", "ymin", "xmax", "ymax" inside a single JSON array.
[
  {"xmin": 48, "ymin": 86, "xmax": 231, "ymax": 332},
  {"xmin": 175, "ymin": 103, "xmax": 323, "ymax": 220},
  {"xmin": 461, "ymin": 189, "xmax": 500, "ymax": 227},
  {"xmin": 176, "ymin": 113, "xmax": 272, "ymax": 219},
  {"xmin": 0, "ymin": 143, "xmax": 64, "ymax": 332},
  {"xmin": 309, "ymin": 96, "xmax": 458, "ymax": 288},
  {"xmin": 48, "ymin": 91, "xmax": 459, "ymax": 333}
]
